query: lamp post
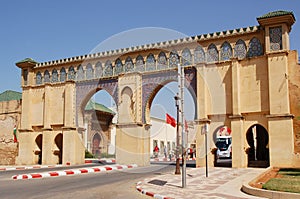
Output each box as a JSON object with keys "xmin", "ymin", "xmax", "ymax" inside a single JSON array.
[
  {"xmin": 178, "ymin": 63, "xmax": 186, "ymax": 188},
  {"xmin": 174, "ymin": 94, "xmax": 181, "ymax": 175}
]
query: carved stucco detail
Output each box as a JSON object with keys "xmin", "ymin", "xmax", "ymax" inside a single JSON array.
[{"xmin": 142, "ymin": 67, "xmax": 196, "ymax": 123}]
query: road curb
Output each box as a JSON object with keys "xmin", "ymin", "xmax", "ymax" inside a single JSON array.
[
  {"xmin": 84, "ymin": 158, "xmax": 116, "ymax": 164},
  {"xmin": 0, "ymin": 165, "xmax": 64, "ymax": 171},
  {"xmin": 150, "ymin": 158, "xmax": 196, "ymax": 162},
  {"xmin": 136, "ymin": 181, "xmax": 174, "ymax": 199},
  {"xmin": 12, "ymin": 164, "xmax": 137, "ymax": 180}
]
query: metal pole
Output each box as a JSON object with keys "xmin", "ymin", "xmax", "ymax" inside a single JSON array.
[
  {"xmin": 178, "ymin": 63, "xmax": 186, "ymax": 188},
  {"xmin": 174, "ymin": 95, "xmax": 180, "ymax": 175},
  {"xmin": 205, "ymin": 131, "xmax": 208, "ymax": 177}
]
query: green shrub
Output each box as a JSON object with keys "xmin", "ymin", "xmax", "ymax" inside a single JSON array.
[{"xmin": 85, "ymin": 150, "xmax": 95, "ymax": 158}]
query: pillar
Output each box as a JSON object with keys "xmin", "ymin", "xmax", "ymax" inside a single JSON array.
[
  {"xmin": 230, "ymin": 59, "xmax": 247, "ymax": 168},
  {"xmin": 116, "ymin": 124, "xmax": 150, "ymax": 166}
]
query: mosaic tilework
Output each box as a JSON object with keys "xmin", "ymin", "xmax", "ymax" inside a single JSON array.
[
  {"xmin": 60, "ymin": 68, "xmax": 66, "ymax": 82},
  {"xmin": 220, "ymin": 42, "xmax": 232, "ymax": 61},
  {"xmin": 141, "ymin": 68, "xmax": 196, "ymax": 123},
  {"xmin": 146, "ymin": 54, "xmax": 156, "ymax": 71},
  {"xmin": 247, "ymin": 37, "xmax": 263, "ymax": 57},
  {"xmin": 104, "ymin": 60, "xmax": 113, "ymax": 77},
  {"xmin": 77, "ymin": 65, "xmax": 84, "ymax": 81},
  {"xmin": 75, "ymin": 79, "xmax": 118, "ymax": 125},
  {"xmin": 36, "ymin": 71, "xmax": 42, "ymax": 85},
  {"xmin": 136, "ymin": 55, "xmax": 145, "ymax": 72},
  {"xmin": 115, "ymin": 59, "xmax": 123, "ymax": 75},
  {"xmin": 124, "ymin": 57, "xmax": 134, "ymax": 72},
  {"xmin": 157, "ymin": 52, "xmax": 167, "ymax": 70},
  {"xmin": 169, "ymin": 51, "xmax": 179, "ymax": 68},
  {"xmin": 86, "ymin": 64, "xmax": 94, "ymax": 80},
  {"xmin": 95, "ymin": 62, "xmax": 103, "ymax": 78},
  {"xmin": 234, "ymin": 39, "xmax": 247, "ymax": 59},
  {"xmin": 270, "ymin": 26, "xmax": 282, "ymax": 51},
  {"xmin": 207, "ymin": 44, "xmax": 219, "ymax": 63},
  {"xmin": 51, "ymin": 69, "xmax": 58, "ymax": 83},
  {"xmin": 44, "ymin": 70, "xmax": 50, "ymax": 83},
  {"xmin": 68, "ymin": 66, "xmax": 76, "ymax": 80},
  {"xmin": 182, "ymin": 48, "xmax": 192, "ymax": 66},
  {"xmin": 194, "ymin": 46, "xmax": 206, "ymax": 63}
]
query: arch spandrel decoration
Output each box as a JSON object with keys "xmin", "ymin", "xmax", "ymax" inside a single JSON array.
[
  {"xmin": 142, "ymin": 67, "xmax": 197, "ymax": 123},
  {"xmin": 75, "ymin": 79, "xmax": 118, "ymax": 125}
]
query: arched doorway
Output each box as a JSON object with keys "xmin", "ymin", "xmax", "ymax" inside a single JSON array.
[
  {"xmin": 246, "ymin": 124, "xmax": 269, "ymax": 168},
  {"xmin": 35, "ymin": 134, "xmax": 43, "ymax": 164},
  {"xmin": 213, "ymin": 126, "xmax": 232, "ymax": 167},
  {"xmin": 149, "ymin": 81, "xmax": 196, "ymax": 161},
  {"xmin": 54, "ymin": 133, "xmax": 63, "ymax": 164}
]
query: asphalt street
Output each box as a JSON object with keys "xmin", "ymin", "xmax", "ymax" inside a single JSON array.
[{"xmin": 0, "ymin": 163, "xmax": 176, "ymax": 199}]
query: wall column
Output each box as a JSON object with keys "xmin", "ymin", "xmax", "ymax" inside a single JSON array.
[
  {"xmin": 230, "ymin": 59, "xmax": 247, "ymax": 168},
  {"xmin": 267, "ymin": 52, "xmax": 294, "ymax": 167},
  {"xmin": 64, "ymin": 80, "xmax": 75, "ymax": 128}
]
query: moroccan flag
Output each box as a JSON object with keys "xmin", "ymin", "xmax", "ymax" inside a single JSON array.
[
  {"xmin": 13, "ymin": 126, "xmax": 17, "ymax": 143},
  {"xmin": 166, "ymin": 113, "xmax": 176, "ymax": 127},
  {"xmin": 185, "ymin": 119, "xmax": 189, "ymax": 132}
]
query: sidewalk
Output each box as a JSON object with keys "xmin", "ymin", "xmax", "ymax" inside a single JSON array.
[{"xmin": 136, "ymin": 167, "xmax": 267, "ymax": 199}]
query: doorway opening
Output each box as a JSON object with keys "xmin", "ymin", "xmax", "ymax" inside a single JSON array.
[
  {"xmin": 246, "ymin": 124, "xmax": 269, "ymax": 168},
  {"xmin": 35, "ymin": 134, "xmax": 43, "ymax": 164}
]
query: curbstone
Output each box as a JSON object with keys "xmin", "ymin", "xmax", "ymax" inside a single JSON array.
[
  {"xmin": 12, "ymin": 164, "xmax": 137, "ymax": 180},
  {"xmin": 136, "ymin": 181, "xmax": 174, "ymax": 199}
]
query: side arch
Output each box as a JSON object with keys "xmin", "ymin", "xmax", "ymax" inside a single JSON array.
[{"xmin": 246, "ymin": 124, "xmax": 269, "ymax": 168}]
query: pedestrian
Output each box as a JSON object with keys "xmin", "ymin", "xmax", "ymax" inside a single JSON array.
[
  {"xmin": 189, "ymin": 147, "xmax": 193, "ymax": 158},
  {"xmin": 154, "ymin": 145, "xmax": 159, "ymax": 158},
  {"xmin": 164, "ymin": 146, "xmax": 167, "ymax": 159}
]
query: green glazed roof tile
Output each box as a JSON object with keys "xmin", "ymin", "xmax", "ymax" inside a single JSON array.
[
  {"xmin": 0, "ymin": 90, "xmax": 22, "ymax": 102},
  {"xmin": 16, "ymin": 58, "xmax": 38, "ymax": 65},
  {"xmin": 85, "ymin": 100, "xmax": 115, "ymax": 115},
  {"xmin": 257, "ymin": 10, "xmax": 295, "ymax": 20}
]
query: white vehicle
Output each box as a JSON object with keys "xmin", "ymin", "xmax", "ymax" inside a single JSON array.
[{"xmin": 216, "ymin": 136, "xmax": 232, "ymax": 158}]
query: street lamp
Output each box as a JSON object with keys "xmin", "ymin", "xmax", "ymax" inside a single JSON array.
[
  {"xmin": 178, "ymin": 63, "xmax": 186, "ymax": 188},
  {"xmin": 174, "ymin": 94, "xmax": 180, "ymax": 175}
]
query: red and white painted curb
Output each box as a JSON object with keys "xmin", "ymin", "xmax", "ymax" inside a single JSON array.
[
  {"xmin": 0, "ymin": 165, "xmax": 63, "ymax": 171},
  {"xmin": 84, "ymin": 158, "xmax": 116, "ymax": 164},
  {"xmin": 136, "ymin": 181, "xmax": 174, "ymax": 199},
  {"xmin": 12, "ymin": 164, "xmax": 137, "ymax": 180},
  {"xmin": 150, "ymin": 157, "xmax": 196, "ymax": 162}
]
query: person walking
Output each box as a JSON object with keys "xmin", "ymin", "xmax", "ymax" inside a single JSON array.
[
  {"xmin": 154, "ymin": 145, "xmax": 159, "ymax": 158},
  {"xmin": 164, "ymin": 146, "xmax": 167, "ymax": 159}
]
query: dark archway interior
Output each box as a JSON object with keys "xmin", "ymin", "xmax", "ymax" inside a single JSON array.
[
  {"xmin": 35, "ymin": 134, "xmax": 43, "ymax": 164},
  {"xmin": 55, "ymin": 133, "xmax": 63, "ymax": 164},
  {"xmin": 246, "ymin": 124, "xmax": 269, "ymax": 168}
]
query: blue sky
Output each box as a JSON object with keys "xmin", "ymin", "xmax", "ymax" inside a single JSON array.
[{"xmin": 1, "ymin": 0, "xmax": 299, "ymax": 120}]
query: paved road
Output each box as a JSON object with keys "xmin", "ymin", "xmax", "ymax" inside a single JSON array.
[{"xmin": 0, "ymin": 163, "xmax": 175, "ymax": 199}]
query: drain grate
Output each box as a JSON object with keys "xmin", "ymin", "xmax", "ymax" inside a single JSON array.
[{"xmin": 148, "ymin": 179, "xmax": 167, "ymax": 186}]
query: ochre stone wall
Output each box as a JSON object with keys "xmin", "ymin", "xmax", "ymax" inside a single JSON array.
[
  {"xmin": 0, "ymin": 100, "xmax": 21, "ymax": 165},
  {"xmin": 288, "ymin": 51, "xmax": 300, "ymax": 153}
]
